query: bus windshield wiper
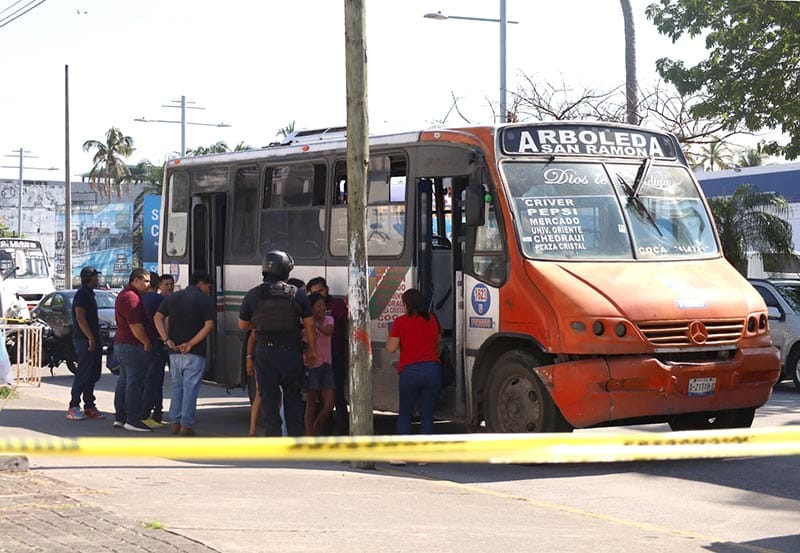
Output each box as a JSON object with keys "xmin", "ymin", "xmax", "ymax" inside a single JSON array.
[
  {"xmin": 630, "ymin": 157, "xmax": 652, "ymax": 199},
  {"xmin": 615, "ymin": 173, "xmax": 663, "ymax": 238}
]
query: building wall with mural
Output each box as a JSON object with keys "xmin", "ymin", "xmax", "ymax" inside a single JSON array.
[{"xmin": 0, "ymin": 178, "xmax": 150, "ymax": 288}]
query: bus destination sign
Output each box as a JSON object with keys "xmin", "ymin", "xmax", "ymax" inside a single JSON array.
[{"xmin": 501, "ymin": 125, "xmax": 678, "ymax": 159}]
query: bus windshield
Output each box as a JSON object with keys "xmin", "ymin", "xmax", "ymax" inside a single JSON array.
[
  {"xmin": 503, "ymin": 160, "xmax": 718, "ymax": 260},
  {"xmin": 0, "ymin": 246, "xmax": 50, "ymax": 278}
]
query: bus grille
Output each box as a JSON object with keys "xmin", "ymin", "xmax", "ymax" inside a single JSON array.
[{"xmin": 636, "ymin": 319, "xmax": 744, "ymax": 347}]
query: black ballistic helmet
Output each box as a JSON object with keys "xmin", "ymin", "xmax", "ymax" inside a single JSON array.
[{"xmin": 261, "ymin": 250, "xmax": 294, "ymax": 281}]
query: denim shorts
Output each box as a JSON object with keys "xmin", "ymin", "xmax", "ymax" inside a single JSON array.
[{"xmin": 306, "ymin": 362, "xmax": 334, "ymax": 391}]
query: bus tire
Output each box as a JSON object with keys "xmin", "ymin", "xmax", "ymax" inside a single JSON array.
[
  {"xmin": 668, "ymin": 407, "xmax": 755, "ymax": 431},
  {"xmin": 485, "ymin": 350, "xmax": 571, "ymax": 433}
]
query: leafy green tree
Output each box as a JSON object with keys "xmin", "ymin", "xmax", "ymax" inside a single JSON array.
[
  {"xmin": 646, "ymin": 0, "xmax": 800, "ymax": 159},
  {"xmin": 82, "ymin": 127, "xmax": 135, "ymax": 199},
  {"xmin": 708, "ymin": 183, "xmax": 794, "ymax": 275},
  {"xmin": 0, "ymin": 219, "xmax": 15, "ymax": 238}
]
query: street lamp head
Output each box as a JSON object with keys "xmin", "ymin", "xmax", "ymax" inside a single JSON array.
[{"xmin": 423, "ymin": 11, "xmax": 448, "ymax": 20}]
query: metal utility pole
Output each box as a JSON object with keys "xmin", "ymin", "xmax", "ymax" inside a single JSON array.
[
  {"xmin": 134, "ymin": 96, "xmax": 231, "ymax": 156},
  {"xmin": 1, "ymin": 150, "xmax": 56, "ymax": 237},
  {"xmin": 344, "ymin": 0, "xmax": 373, "ymax": 465},
  {"xmin": 65, "ymin": 64, "xmax": 72, "ymax": 289}
]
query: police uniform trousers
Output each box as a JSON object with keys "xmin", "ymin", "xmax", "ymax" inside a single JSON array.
[{"xmin": 255, "ymin": 344, "xmax": 305, "ymax": 436}]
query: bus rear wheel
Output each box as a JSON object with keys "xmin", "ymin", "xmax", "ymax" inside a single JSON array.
[
  {"xmin": 668, "ymin": 407, "xmax": 755, "ymax": 431},
  {"xmin": 485, "ymin": 351, "xmax": 571, "ymax": 433}
]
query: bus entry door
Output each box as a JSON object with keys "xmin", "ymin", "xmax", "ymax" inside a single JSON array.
[{"xmin": 190, "ymin": 193, "xmax": 228, "ymax": 384}]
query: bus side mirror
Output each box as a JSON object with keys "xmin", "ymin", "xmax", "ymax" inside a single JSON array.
[{"xmin": 465, "ymin": 183, "xmax": 485, "ymax": 227}]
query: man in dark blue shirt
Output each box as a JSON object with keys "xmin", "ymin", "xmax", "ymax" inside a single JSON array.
[
  {"xmin": 67, "ymin": 266, "xmax": 105, "ymax": 420},
  {"xmin": 154, "ymin": 271, "xmax": 215, "ymax": 436}
]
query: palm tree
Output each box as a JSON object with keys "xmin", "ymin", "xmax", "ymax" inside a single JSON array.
[
  {"xmin": 82, "ymin": 127, "xmax": 135, "ymax": 199},
  {"xmin": 708, "ymin": 183, "xmax": 794, "ymax": 275},
  {"xmin": 620, "ymin": 0, "xmax": 638, "ymax": 125},
  {"xmin": 185, "ymin": 141, "xmax": 229, "ymax": 156},
  {"xmin": 697, "ymin": 140, "xmax": 732, "ymax": 171},
  {"xmin": 736, "ymin": 143, "xmax": 767, "ymax": 168},
  {"xmin": 276, "ymin": 121, "xmax": 295, "ymax": 139}
]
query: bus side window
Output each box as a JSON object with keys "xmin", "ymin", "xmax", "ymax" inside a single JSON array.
[
  {"xmin": 329, "ymin": 155, "xmax": 407, "ymax": 257},
  {"xmin": 261, "ymin": 164, "xmax": 326, "ymax": 259},
  {"xmin": 231, "ymin": 165, "xmax": 259, "ymax": 257}
]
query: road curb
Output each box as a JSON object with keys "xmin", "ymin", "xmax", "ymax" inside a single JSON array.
[{"xmin": 0, "ymin": 454, "xmax": 29, "ymax": 471}]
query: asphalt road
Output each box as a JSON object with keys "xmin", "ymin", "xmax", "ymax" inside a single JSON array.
[{"xmin": 1, "ymin": 369, "xmax": 799, "ymax": 553}]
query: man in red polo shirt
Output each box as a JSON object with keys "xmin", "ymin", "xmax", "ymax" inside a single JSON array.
[{"xmin": 112, "ymin": 268, "xmax": 157, "ymax": 432}]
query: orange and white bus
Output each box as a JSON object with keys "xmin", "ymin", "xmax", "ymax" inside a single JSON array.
[{"xmin": 159, "ymin": 122, "xmax": 780, "ymax": 432}]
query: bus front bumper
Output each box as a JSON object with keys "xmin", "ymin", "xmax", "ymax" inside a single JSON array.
[{"xmin": 535, "ymin": 346, "xmax": 781, "ymax": 429}]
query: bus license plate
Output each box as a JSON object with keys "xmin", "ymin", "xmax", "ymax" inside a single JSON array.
[{"xmin": 688, "ymin": 377, "xmax": 716, "ymax": 396}]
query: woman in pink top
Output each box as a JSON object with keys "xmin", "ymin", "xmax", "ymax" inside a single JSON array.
[{"xmin": 303, "ymin": 293, "xmax": 335, "ymax": 435}]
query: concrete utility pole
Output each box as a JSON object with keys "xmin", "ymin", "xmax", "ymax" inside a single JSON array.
[
  {"xmin": 344, "ymin": 0, "xmax": 373, "ymax": 465},
  {"xmin": 134, "ymin": 96, "xmax": 231, "ymax": 157},
  {"xmin": 1, "ymin": 150, "xmax": 56, "ymax": 237}
]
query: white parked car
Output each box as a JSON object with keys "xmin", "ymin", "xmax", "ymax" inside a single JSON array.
[{"xmin": 749, "ymin": 278, "xmax": 800, "ymax": 389}]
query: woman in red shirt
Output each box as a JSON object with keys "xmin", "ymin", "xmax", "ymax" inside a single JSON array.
[{"xmin": 386, "ymin": 288, "xmax": 441, "ymax": 434}]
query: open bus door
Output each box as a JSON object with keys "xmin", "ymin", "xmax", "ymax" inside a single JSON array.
[{"xmin": 190, "ymin": 193, "xmax": 227, "ymax": 384}]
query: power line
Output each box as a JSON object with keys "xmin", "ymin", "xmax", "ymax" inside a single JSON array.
[
  {"xmin": 0, "ymin": 0, "xmax": 48, "ymax": 30},
  {"xmin": 0, "ymin": 0, "xmax": 26, "ymax": 16}
]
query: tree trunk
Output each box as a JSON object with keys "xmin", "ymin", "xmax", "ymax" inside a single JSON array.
[{"xmin": 621, "ymin": 0, "xmax": 638, "ymax": 125}]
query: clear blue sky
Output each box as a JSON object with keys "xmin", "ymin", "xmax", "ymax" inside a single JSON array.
[{"xmin": 0, "ymin": 0, "xmax": 709, "ymax": 180}]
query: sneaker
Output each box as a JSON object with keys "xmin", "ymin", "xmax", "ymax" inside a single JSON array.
[
  {"xmin": 388, "ymin": 460, "xmax": 407, "ymax": 466},
  {"xmin": 169, "ymin": 422, "xmax": 181, "ymax": 435},
  {"xmin": 152, "ymin": 412, "xmax": 164, "ymax": 424},
  {"xmin": 141, "ymin": 417, "xmax": 160, "ymax": 429},
  {"xmin": 66, "ymin": 407, "xmax": 85, "ymax": 421},
  {"xmin": 179, "ymin": 426, "xmax": 196, "ymax": 437},
  {"xmin": 123, "ymin": 421, "xmax": 152, "ymax": 432},
  {"xmin": 83, "ymin": 407, "xmax": 106, "ymax": 420},
  {"xmin": 112, "ymin": 421, "xmax": 125, "ymax": 429}
]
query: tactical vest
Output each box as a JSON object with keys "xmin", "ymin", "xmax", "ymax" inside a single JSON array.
[{"xmin": 251, "ymin": 282, "xmax": 302, "ymax": 333}]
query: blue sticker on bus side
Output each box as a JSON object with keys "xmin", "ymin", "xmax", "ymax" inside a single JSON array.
[{"xmin": 471, "ymin": 283, "xmax": 491, "ymax": 315}]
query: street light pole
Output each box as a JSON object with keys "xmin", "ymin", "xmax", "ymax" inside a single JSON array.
[
  {"xmin": 134, "ymin": 95, "xmax": 231, "ymax": 157},
  {"xmin": 424, "ymin": 1, "xmax": 518, "ymax": 123},
  {"xmin": 500, "ymin": 0, "xmax": 507, "ymax": 121}
]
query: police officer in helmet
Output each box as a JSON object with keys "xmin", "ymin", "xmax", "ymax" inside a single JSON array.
[{"xmin": 238, "ymin": 250, "xmax": 318, "ymax": 436}]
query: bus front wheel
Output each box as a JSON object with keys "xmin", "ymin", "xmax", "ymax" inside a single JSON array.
[
  {"xmin": 484, "ymin": 351, "xmax": 571, "ymax": 433},
  {"xmin": 668, "ymin": 408, "xmax": 755, "ymax": 431}
]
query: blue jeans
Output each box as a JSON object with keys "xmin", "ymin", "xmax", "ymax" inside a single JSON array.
[
  {"xmin": 113, "ymin": 343, "xmax": 149, "ymax": 425},
  {"xmin": 168, "ymin": 353, "xmax": 206, "ymax": 428},
  {"xmin": 397, "ymin": 361, "xmax": 442, "ymax": 435},
  {"xmin": 70, "ymin": 334, "xmax": 102, "ymax": 409},
  {"xmin": 143, "ymin": 344, "xmax": 168, "ymax": 418},
  {"xmin": 256, "ymin": 346, "xmax": 304, "ymax": 437}
]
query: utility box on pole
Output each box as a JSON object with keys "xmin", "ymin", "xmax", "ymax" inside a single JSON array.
[{"xmin": 344, "ymin": 0, "xmax": 373, "ymax": 466}]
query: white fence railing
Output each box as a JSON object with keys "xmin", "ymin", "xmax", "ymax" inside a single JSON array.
[{"xmin": 1, "ymin": 322, "xmax": 43, "ymax": 387}]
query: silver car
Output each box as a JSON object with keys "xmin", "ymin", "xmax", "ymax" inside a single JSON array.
[{"xmin": 749, "ymin": 278, "xmax": 800, "ymax": 389}]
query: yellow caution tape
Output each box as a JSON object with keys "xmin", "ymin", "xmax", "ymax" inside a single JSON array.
[{"xmin": 2, "ymin": 426, "xmax": 800, "ymax": 464}]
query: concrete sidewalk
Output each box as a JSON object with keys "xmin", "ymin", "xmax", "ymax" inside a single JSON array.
[{"xmin": 0, "ymin": 368, "xmax": 497, "ymax": 553}]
